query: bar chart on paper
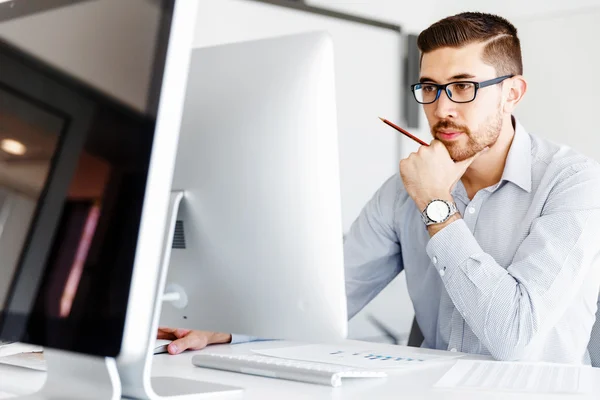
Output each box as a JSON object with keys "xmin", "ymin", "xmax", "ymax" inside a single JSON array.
[{"xmin": 252, "ymin": 344, "xmax": 462, "ymax": 370}]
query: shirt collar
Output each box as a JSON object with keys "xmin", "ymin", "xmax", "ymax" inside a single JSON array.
[{"xmin": 500, "ymin": 117, "xmax": 532, "ymax": 193}]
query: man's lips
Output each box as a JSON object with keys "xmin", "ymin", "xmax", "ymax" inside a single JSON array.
[{"xmin": 437, "ymin": 131, "xmax": 463, "ymax": 140}]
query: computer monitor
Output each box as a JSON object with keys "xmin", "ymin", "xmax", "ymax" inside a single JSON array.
[
  {"xmin": 159, "ymin": 33, "xmax": 347, "ymax": 342},
  {"xmin": 0, "ymin": 0, "xmax": 198, "ymax": 399}
]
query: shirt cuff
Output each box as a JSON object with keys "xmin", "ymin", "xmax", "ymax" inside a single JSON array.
[
  {"xmin": 230, "ymin": 334, "xmax": 276, "ymax": 344},
  {"xmin": 425, "ymin": 219, "xmax": 483, "ymax": 279}
]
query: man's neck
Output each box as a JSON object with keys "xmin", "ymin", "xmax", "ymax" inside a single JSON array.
[{"xmin": 461, "ymin": 119, "xmax": 516, "ymax": 199}]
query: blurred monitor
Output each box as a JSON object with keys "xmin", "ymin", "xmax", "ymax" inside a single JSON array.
[{"xmin": 0, "ymin": 0, "xmax": 195, "ymax": 362}]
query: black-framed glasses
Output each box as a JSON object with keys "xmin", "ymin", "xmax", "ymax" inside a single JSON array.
[{"xmin": 410, "ymin": 75, "xmax": 514, "ymax": 104}]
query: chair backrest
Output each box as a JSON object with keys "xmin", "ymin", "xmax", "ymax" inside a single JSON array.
[
  {"xmin": 589, "ymin": 295, "xmax": 600, "ymax": 367},
  {"xmin": 407, "ymin": 317, "xmax": 424, "ymax": 347}
]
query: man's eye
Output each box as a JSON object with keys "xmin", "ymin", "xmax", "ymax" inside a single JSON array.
[
  {"xmin": 422, "ymin": 85, "xmax": 437, "ymax": 93},
  {"xmin": 454, "ymin": 83, "xmax": 473, "ymax": 91}
]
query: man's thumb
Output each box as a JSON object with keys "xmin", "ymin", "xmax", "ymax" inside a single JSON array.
[{"xmin": 168, "ymin": 335, "xmax": 196, "ymax": 355}]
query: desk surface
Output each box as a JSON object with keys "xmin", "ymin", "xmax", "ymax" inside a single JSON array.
[{"xmin": 1, "ymin": 339, "xmax": 600, "ymax": 399}]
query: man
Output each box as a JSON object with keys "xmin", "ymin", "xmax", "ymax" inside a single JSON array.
[{"xmin": 159, "ymin": 12, "xmax": 600, "ymax": 364}]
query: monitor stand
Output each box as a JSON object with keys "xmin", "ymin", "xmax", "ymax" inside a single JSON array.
[
  {"xmin": 14, "ymin": 348, "xmax": 241, "ymax": 400},
  {"xmin": 14, "ymin": 192, "xmax": 242, "ymax": 400},
  {"xmin": 118, "ymin": 190, "xmax": 243, "ymax": 399},
  {"xmin": 16, "ymin": 349, "xmax": 121, "ymax": 400}
]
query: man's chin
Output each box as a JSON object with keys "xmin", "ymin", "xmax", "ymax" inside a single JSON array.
[{"xmin": 447, "ymin": 147, "xmax": 476, "ymax": 162}]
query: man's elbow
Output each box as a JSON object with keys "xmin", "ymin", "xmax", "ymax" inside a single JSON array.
[
  {"xmin": 488, "ymin": 340, "xmax": 531, "ymax": 361},
  {"xmin": 485, "ymin": 314, "xmax": 538, "ymax": 361}
]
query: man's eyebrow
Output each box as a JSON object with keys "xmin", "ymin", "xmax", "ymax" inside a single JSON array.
[
  {"xmin": 449, "ymin": 73, "xmax": 476, "ymax": 80},
  {"xmin": 419, "ymin": 73, "xmax": 477, "ymax": 84},
  {"xmin": 419, "ymin": 76, "xmax": 437, "ymax": 83}
]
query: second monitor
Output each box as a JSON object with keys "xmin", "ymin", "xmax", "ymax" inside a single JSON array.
[{"xmin": 159, "ymin": 32, "xmax": 348, "ymax": 341}]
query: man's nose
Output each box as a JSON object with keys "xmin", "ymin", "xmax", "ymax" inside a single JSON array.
[{"xmin": 433, "ymin": 89, "xmax": 457, "ymax": 120}]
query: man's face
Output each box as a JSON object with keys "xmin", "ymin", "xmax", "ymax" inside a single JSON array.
[{"xmin": 420, "ymin": 41, "xmax": 506, "ymax": 161}]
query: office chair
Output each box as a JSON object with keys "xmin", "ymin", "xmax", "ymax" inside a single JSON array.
[
  {"xmin": 589, "ymin": 294, "xmax": 600, "ymax": 368},
  {"xmin": 407, "ymin": 317, "xmax": 424, "ymax": 347}
]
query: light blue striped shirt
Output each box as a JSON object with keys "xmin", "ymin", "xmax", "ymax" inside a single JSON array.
[
  {"xmin": 345, "ymin": 119, "xmax": 600, "ymax": 364},
  {"xmin": 233, "ymin": 119, "xmax": 600, "ymax": 364}
]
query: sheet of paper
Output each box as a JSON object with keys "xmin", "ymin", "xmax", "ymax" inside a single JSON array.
[
  {"xmin": 0, "ymin": 343, "xmax": 43, "ymax": 358},
  {"xmin": 435, "ymin": 359, "xmax": 594, "ymax": 394},
  {"xmin": 251, "ymin": 344, "xmax": 462, "ymax": 370},
  {"xmin": 0, "ymin": 352, "xmax": 46, "ymax": 371}
]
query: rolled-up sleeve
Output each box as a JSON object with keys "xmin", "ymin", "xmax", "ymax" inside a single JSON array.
[{"xmin": 426, "ymin": 164, "xmax": 600, "ymax": 361}]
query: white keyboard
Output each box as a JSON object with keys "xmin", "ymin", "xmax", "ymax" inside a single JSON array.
[{"xmin": 191, "ymin": 353, "xmax": 387, "ymax": 387}]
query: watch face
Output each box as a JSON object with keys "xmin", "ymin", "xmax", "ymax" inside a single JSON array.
[{"xmin": 426, "ymin": 200, "xmax": 450, "ymax": 223}]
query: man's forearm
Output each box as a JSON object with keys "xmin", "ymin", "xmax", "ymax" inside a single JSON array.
[
  {"xmin": 424, "ymin": 216, "xmax": 599, "ymax": 361},
  {"xmin": 426, "ymin": 219, "xmax": 537, "ymax": 360},
  {"xmin": 210, "ymin": 332, "xmax": 232, "ymax": 344}
]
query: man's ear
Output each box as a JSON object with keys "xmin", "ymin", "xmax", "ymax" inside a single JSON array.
[{"xmin": 503, "ymin": 75, "xmax": 527, "ymax": 114}]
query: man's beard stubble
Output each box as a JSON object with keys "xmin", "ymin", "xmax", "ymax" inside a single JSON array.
[{"xmin": 432, "ymin": 109, "xmax": 503, "ymax": 162}]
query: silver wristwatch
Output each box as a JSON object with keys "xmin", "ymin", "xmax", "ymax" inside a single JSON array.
[{"xmin": 421, "ymin": 199, "xmax": 458, "ymax": 226}]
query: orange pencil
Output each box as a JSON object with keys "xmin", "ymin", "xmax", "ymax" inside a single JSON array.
[{"xmin": 378, "ymin": 117, "xmax": 429, "ymax": 146}]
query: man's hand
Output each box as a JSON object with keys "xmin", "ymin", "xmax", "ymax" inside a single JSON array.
[
  {"xmin": 399, "ymin": 140, "xmax": 487, "ymax": 210},
  {"xmin": 157, "ymin": 327, "xmax": 232, "ymax": 355}
]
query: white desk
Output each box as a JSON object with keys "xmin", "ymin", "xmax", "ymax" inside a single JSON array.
[{"xmin": 1, "ymin": 340, "xmax": 600, "ymax": 399}]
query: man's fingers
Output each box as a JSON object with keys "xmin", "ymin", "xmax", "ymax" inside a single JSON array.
[
  {"xmin": 173, "ymin": 328, "xmax": 192, "ymax": 338},
  {"xmin": 157, "ymin": 331, "xmax": 175, "ymax": 340},
  {"xmin": 157, "ymin": 327, "xmax": 177, "ymax": 340},
  {"xmin": 167, "ymin": 333, "xmax": 208, "ymax": 355}
]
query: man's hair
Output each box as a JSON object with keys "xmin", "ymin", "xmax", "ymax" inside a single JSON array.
[{"xmin": 417, "ymin": 12, "xmax": 523, "ymax": 76}]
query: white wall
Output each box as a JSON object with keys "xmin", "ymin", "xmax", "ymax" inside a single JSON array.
[
  {"xmin": 309, "ymin": 0, "xmax": 434, "ymax": 159},
  {"xmin": 432, "ymin": 0, "xmax": 600, "ymax": 20},
  {"xmin": 516, "ymin": 8, "xmax": 600, "ymax": 159},
  {"xmin": 307, "ymin": 0, "xmax": 437, "ymax": 33}
]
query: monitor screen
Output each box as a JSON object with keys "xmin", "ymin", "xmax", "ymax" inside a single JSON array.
[{"xmin": 0, "ymin": 0, "xmax": 176, "ymax": 357}]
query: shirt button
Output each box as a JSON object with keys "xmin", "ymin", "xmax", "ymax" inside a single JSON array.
[
  {"xmin": 432, "ymin": 256, "xmax": 438, "ymax": 264},
  {"xmin": 468, "ymin": 207, "xmax": 476, "ymax": 214},
  {"xmin": 450, "ymin": 348, "xmax": 457, "ymax": 352},
  {"xmin": 439, "ymin": 269, "xmax": 445, "ymax": 277}
]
